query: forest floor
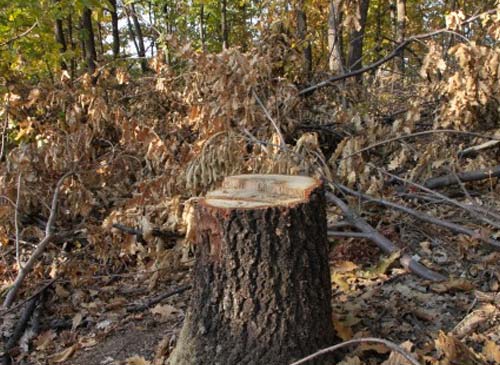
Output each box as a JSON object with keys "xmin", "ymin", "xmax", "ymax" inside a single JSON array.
[{"xmin": 29, "ymin": 203, "xmax": 500, "ymax": 365}]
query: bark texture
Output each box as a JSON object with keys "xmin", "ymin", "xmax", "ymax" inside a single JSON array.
[{"xmin": 169, "ymin": 176, "xmax": 336, "ymax": 365}]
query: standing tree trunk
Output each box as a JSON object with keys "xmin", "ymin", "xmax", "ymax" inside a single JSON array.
[
  {"xmin": 81, "ymin": 7, "xmax": 97, "ymax": 74},
  {"xmin": 296, "ymin": 0, "xmax": 312, "ymax": 80},
  {"xmin": 395, "ymin": 0, "xmax": 406, "ymax": 76},
  {"xmin": 200, "ymin": 3, "xmax": 206, "ymax": 51},
  {"xmin": 348, "ymin": 0, "xmax": 370, "ymax": 82},
  {"xmin": 54, "ymin": 18, "xmax": 67, "ymax": 70},
  {"xmin": 109, "ymin": 0, "xmax": 120, "ymax": 58},
  {"xmin": 67, "ymin": 14, "xmax": 76, "ymax": 78},
  {"xmin": 168, "ymin": 175, "xmax": 337, "ymax": 365},
  {"xmin": 130, "ymin": 4, "xmax": 148, "ymax": 72},
  {"xmin": 221, "ymin": 0, "xmax": 229, "ymax": 49},
  {"xmin": 328, "ymin": 0, "xmax": 344, "ymax": 74}
]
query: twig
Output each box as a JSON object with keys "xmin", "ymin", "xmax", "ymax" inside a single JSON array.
[
  {"xmin": 253, "ymin": 90, "xmax": 287, "ymax": 151},
  {"xmin": 289, "ymin": 337, "xmax": 421, "ymax": 365},
  {"xmin": 0, "ymin": 22, "xmax": 38, "ymax": 48},
  {"xmin": 299, "ymin": 9, "xmax": 496, "ymax": 95},
  {"xmin": 371, "ymin": 165, "xmax": 500, "ymax": 229},
  {"xmin": 458, "ymin": 140, "xmax": 500, "ymax": 158},
  {"xmin": 326, "ymin": 190, "xmax": 446, "ymax": 282},
  {"xmin": 126, "ymin": 285, "xmax": 192, "ymax": 312},
  {"xmin": 14, "ymin": 174, "xmax": 22, "ymax": 270},
  {"xmin": 2, "ymin": 172, "xmax": 74, "ymax": 309},
  {"xmin": 0, "ymin": 278, "xmax": 56, "ymax": 318},
  {"xmin": 339, "ymin": 130, "xmax": 500, "ymax": 162},
  {"xmin": 336, "ymin": 184, "xmax": 500, "ymax": 251},
  {"xmin": 424, "ymin": 165, "xmax": 500, "ymax": 189},
  {"xmin": 111, "ymin": 223, "xmax": 182, "ymax": 243},
  {"xmin": 327, "ymin": 231, "xmax": 370, "ymax": 238}
]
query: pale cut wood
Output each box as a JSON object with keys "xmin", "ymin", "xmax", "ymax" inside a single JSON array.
[{"xmin": 205, "ymin": 174, "xmax": 320, "ymax": 208}]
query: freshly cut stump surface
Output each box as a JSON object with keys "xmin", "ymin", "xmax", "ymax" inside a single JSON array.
[{"xmin": 168, "ymin": 175, "xmax": 336, "ymax": 365}]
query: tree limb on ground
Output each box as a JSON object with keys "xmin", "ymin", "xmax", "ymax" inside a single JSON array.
[
  {"xmin": 371, "ymin": 164, "xmax": 500, "ymax": 229},
  {"xmin": 299, "ymin": 9, "xmax": 496, "ymax": 96},
  {"xmin": 325, "ymin": 190, "xmax": 446, "ymax": 282},
  {"xmin": 289, "ymin": 337, "xmax": 421, "ymax": 365},
  {"xmin": 458, "ymin": 140, "xmax": 500, "ymax": 158},
  {"xmin": 111, "ymin": 223, "xmax": 182, "ymax": 245},
  {"xmin": 336, "ymin": 183, "xmax": 500, "ymax": 251},
  {"xmin": 126, "ymin": 285, "xmax": 192, "ymax": 312},
  {"xmin": 424, "ymin": 165, "xmax": 500, "ymax": 189},
  {"xmin": 2, "ymin": 172, "xmax": 74, "ymax": 309}
]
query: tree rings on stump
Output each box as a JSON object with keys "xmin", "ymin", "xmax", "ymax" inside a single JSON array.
[{"xmin": 168, "ymin": 174, "xmax": 336, "ymax": 365}]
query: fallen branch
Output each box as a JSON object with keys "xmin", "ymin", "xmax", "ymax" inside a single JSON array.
[
  {"xmin": 126, "ymin": 285, "xmax": 192, "ymax": 312},
  {"xmin": 111, "ymin": 223, "xmax": 182, "ymax": 244},
  {"xmin": 458, "ymin": 140, "xmax": 500, "ymax": 158},
  {"xmin": 2, "ymin": 172, "xmax": 74, "ymax": 309},
  {"xmin": 371, "ymin": 164, "xmax": 500, "ymax": 229},
  {"xmin": 339, "ymin": 130, "xmax": 500, "ymax": 162},
  {"xmin": 289, "ymin": 337, "xmax": 421, "ymax": 365},
  {"xmin": 299, "ymin": 9, "xmax": 496, "ymax": 95},
  {"xmin": 326, "ymin": 191, "xmax": 446, "ymax": 282},
  {"xmin": 1, "ymin": 297, "xmax": 38, "ymax": 365},
  {"xmin": 327, "ymin": 230, "xmax": 370, "ymax": 239},
  {"xmin": 337, "ymin": 184, "xmax": 500, "ymax": 251},
  {"xmin": 424, "ymin": 165, "xmax": 500, "ymax": 189}
]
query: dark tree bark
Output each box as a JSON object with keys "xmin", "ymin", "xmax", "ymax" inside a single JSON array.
[
  {"xmin": 54, "ymin": 18, "xmax": 67, "ymax": 70},
  {"xmin": 168, "ymin": 175, "xmax": 337, "ymax": 365},
  {"xmin": 348, "ymin": 0, "xmax": 370, "ymax": 82},
  {"xmin": 109, "ymin": 0, "xmax": 120, "ymax": 58},
  {"xmin": 81, "ymin": 7, "xmax": 97, "ymax": 74},
  {"xmin": 221, "ymin": 0, "xmax": 229, "ymax": 49},
  {"xmin": 296, "ymin": 0, "xmax": 312, "ymax": 79},
  {"xmin": 67, "ymin": 14, "xmax": 76, "ymax": 78},
  {"xmin": 200, "ymin": 3, "xmax": 206, "ymax": 51},
  {"xmin": 53, "ymin": 0, "xmax": 67, "ymax": 70},
  {"xmin": 130, "ymin": 4, "xmax": 148, "ymax": 72}
]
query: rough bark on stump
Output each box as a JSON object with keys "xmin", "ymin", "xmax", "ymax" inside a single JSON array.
[{"xmin": 169, "ymin": 175, "xmax": 336, "ymax": 365}]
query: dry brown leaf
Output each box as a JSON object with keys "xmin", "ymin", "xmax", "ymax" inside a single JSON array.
[
  {"xmin": 483, "ymin": 340, "xmax": 500, "ymax": 363},
  {"xmin": 126, "ymin": 355, "xmax": 151, "ymax": 365},
  {"xmin": 35, "ymin": 330, "xmax": 56, "ymax": 351},
  {"xmin": 150, "ymin": 304, "xmax": 180, "ymax": 322},
  {"xmin": 50, "ymin": 344, "xmax": 78, "ymax": 363}
]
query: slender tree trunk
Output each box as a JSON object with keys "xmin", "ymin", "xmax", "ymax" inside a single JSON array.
[
  {"xmin": 55, "ymin": 18, "xmax": 67, "ymax": 70},
  {"xmin": 67, "ymin": 14, "xmax": 76, "ymax": 78},
  {"xmin": 200, "ymin": 4, "xmax": 206, "ymax": 51},
  {"xmin": 347, "ymin": 0, "xmax": 370, "ymax": 82},
  {"xmin": 328, "ymin": 0, "xmax": 343, "ymax": 74},
  {"xmin": 97, "ymin": 22, "xmax": 104, "ymax": 57},
  {"xmin": 130, "ymin": 4, "xmax": 148, "ymax": 72},
  {"xmin": 221, "ymin": 0, "xmax": 229, "ymax": 49},
  {"xmin": 374, "ymin": 0, "xmax": 382, "ymax": 61},
  {"xmin": 395, "ymin": 0, "xmax": 406, "ymax": 75},
  {"xmin": 109, "ymin": 0, "xmax": 120, "ymax": 58},
  {"xmin": 296, "ymin": 0, "xmax": 312, "ymax": 80},
  {"xmin": 168, "ymin": 175, "xmax": 337, "ymax": 365},
  {"xmin": 81, "ymin": 7, "xmax": 97, "ymax": 74}
]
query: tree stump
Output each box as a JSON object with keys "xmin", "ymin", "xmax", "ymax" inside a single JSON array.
[{"xmin": 169, "ymin": 175, "xmax": 336, "ymax": 365}]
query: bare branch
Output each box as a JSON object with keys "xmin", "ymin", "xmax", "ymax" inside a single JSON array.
[
  {"xmin": 424, "ymin": 165, "xmax": 500, "ymax": 189},
  {"xmin": 339, "ymin": 130, "xmax": 500, "ymax": 162},
  {"xmin": 299, "ymin": 9, "xmax": 497, "ymax": 95},
  {"xmin": 3, "ymin": 172, "xmax": 74, "ymax": 309},
  {"xmin": 253, "ymin": 90, "xmax": 287, "ymax": 151},
  {"xmin": 0, "ymin": 22, "xmax": 38, "ymax": 48},
  {"xmin": 336, "ymin": 183, "xmax": 500, "ymax": 251},
  {"xmin": 326, "ymin": 190, "xmax": 446, "ymax": 282},
  {"xmin": 289, "ymin": 337, "xmax": 421, "ymax": 365}
]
